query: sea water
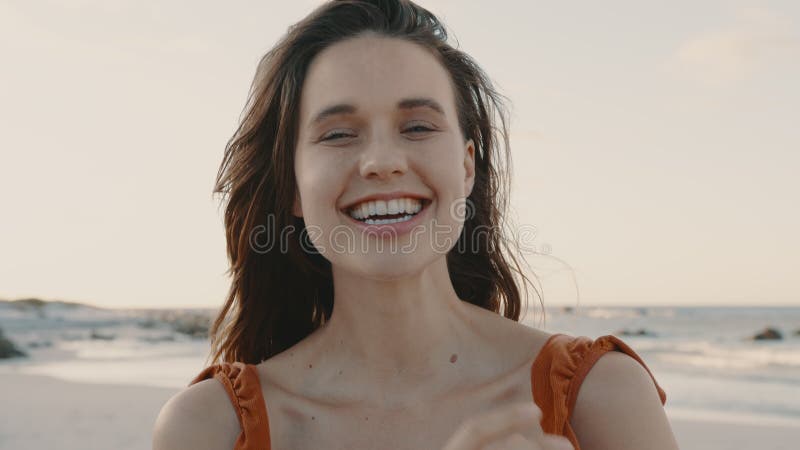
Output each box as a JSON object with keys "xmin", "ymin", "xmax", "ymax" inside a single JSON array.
[
  {"xmin": 1, "ymin": 301, "xmax": 798, "ymax": 427},
  {"xmin": 527, "ymin": 305, "xmax": 800, "ymax": 427}
]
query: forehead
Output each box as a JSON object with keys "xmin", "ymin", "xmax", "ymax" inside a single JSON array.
[{"xmin": 299, "ymin": 34, "xmax": 457, "ymax": 124}]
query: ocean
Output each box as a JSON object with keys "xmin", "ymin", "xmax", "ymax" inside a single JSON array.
[
  {"xmin": 1, "ymin": 300, "xmax": 798, "ymax": 428},
  {"xmin": 529, "ymin": 305, "xmax": 800, "ymax": 427}
]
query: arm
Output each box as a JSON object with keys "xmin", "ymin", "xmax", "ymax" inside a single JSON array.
[
  {"xmin": 569, "ymin": 351, "xmax": 680, "ymax": 450},
  {"xmin": 153, "ymin": 379, "xmax": 240, "ymax": 450}
]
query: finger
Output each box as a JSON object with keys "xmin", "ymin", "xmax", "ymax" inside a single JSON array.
[
  {"xmin": 539, "ymin": 434, "xmax": 575, "ymax": 450},
  {"xmin": 482, "ymin": 432, "xmax": 534, "ymax": 450},
  {"xmin": 444, "ymin": 403, "xmax": 545, "ymax": 450},
  {"xmin": 469, "ymin": 403, "xmax": 544, "ymax": 443},
  {"xmin": 482, "ymin": 432, "xmax": 573, "ymax": 450}
]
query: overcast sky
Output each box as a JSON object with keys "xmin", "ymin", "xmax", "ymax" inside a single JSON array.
[{"xmin": 1, "ymin": 0, "xmax": 798, "ymax": 309}]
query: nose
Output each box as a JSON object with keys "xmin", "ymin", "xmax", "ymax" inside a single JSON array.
[{"xmin": 358, "ymin": 137, "xmax": 408, "ymax": 180}]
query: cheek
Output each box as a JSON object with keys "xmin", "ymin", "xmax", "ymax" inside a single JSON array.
[
  {"xmin": 418, "ymin": 144, "xmax": 465, "ymax": 191},
  {"xmin": 296, "ymin": 153, "xmax": 345, "ymax": 214},
  {"xmin": 414, "ymin": 145, "xmax": 468, "ymax": 227}
]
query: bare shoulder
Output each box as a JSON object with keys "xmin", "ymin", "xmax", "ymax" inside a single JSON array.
[
  {"xmin": 152, "ymin": 378, "xmax": 241, "ymax": 450},
  {"xmin": 462, "ymin": 301, "xmax": 555, "ymax": 362},
  {"xmin": 569, "ymin": 351, "xmax": 679, "ymax": 450},
  {"xmin": 456, "ymin": 302, "xmax": 552, "ymax": 373}
]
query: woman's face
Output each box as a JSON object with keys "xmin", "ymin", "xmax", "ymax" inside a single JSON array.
[{"xmin": 293, "ymin": 33, "xmax": 475, "ymax": 280}]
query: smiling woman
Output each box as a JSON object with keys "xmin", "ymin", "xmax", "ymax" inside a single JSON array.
[
  {"xmin": 152, "ymin": 1, "xmax": 678, "ymax": 450},
  {"xmin": 293, "ymin": 34, "xmax": 482, "ymax": 277}
]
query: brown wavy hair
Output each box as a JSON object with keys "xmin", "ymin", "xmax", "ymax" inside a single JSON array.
[{"xmin": 206, "ymin": 0, "xmax": 543, "ymax": 366}]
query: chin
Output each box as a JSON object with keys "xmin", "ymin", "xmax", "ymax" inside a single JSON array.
[{"xmin": 345, "ymin": 252, "xmax": 434, "ymax": 281}]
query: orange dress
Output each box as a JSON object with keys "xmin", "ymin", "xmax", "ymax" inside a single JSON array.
[{"xmin": 189, "ymin": 333, "xmax": 667, "ymax": 450}]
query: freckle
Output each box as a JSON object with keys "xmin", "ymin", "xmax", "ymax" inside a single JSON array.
[
  {"xmin": 309, "ymin": 364, "xmax": 313, "ymax": 368},
  {"xmin": 312, "ymin": 416, "xmax": 315, "ymax": 420},
  {"xmin": 338, "ymin": 370, "xmax": 342, "ymax": 375},
  {"xmin": 450, "ymin": 353, "xmax": 458, "ymax": 363},
  {"xmin": 365, "ymin": 416, "xmax": 369, "ymax": 421}
]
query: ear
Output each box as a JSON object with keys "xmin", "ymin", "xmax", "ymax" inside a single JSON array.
[{"xmin": 463, "ymin": 139, "xmax": 475, "ymax": 197}]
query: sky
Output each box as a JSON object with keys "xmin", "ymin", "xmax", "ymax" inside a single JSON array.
[{"xmin": 1, "ymin": 0, "xmax": 798, "ymax": 309}]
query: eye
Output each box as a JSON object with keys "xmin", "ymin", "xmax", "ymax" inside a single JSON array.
[
  {"xmin": 403, "ymin": 123, "xmax": 435, "ymax": 134},
  {"xmin": 320, "ymin": 130, "xmax": 356, "ymax": 141}
]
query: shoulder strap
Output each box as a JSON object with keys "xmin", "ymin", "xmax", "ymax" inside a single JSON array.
[
  {"xmin": 190, "ymin": 362, "xmax": 272, "ymax": 450},
  {"xmin": 530, "ymin": 333, "xmax": 667, "ymax": 450},
  {"xmin": 565, "ymin": 334, "xmax": 667, "ymax": 411}
]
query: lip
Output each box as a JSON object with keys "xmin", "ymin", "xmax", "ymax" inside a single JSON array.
[
  {"xmin": 342, "ymin": 198, "xmax": 433, "ymax": 237},
  {"xmin": 340, "ymin": 191, "xmax": 432, "ymax": 213}
]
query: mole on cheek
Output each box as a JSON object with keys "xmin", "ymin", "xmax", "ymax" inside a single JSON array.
[{"xmin": 450, "ymin": 353, "xmax": 458, "ymax": 363}]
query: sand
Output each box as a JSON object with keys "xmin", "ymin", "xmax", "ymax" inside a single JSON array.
[
  {"xmin": 0, "ymin": 373, "xmax": 179, "ymax": 450},
  {"xmin": 0, "ymin": 373, "xmax": 796, "ymax": 449},
  {"xmin": 669, "ymin": 418, "xmax": 797, "ymax": 450}
]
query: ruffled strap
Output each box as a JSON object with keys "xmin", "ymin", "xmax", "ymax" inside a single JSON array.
[
  {"xmin": 531, "ymin": 334, "xmax": 667, "ymax": 449},
  {"xmin": 189, "ymin": 362, "xmax": 271, "ymax": 450}
]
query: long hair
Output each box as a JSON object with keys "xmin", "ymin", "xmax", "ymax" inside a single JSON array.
[{"xmin": 206, "ymin": 0, "xmax": 542, "ymax": 365}]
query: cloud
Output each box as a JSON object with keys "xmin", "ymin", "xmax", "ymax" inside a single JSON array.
[{"xmin": 665, "ymin": 6, "xmax": 799, "ymax": 86}]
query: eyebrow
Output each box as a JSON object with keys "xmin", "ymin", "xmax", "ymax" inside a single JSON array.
[{"xmin": 309, "ymin": 97, "xmax": 446, "ymax": 126}]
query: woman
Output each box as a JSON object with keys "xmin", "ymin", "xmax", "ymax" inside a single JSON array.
[{"xmin": 153, "ymin": 1, "xmax": 679, "ymax": 449}]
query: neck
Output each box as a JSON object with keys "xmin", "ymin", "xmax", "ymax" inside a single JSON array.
[{"xmin": 313, "ymin": 258, "xmax": 478, "ymax": 386}]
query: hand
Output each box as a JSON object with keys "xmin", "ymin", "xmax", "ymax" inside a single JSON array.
[{"xmin": 441, "ymin": 403, "xmax": 575, "ymax": 450}]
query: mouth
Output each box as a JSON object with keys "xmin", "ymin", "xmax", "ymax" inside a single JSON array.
[{"xmin": 341, "ymin": 197, "xmax": 432, "ymax": 225}]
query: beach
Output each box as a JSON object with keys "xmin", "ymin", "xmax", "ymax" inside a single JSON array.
[
  {"xmin": 1, "ymin": 301, "xmax": 798, "ymax": 449},
  {"xmin": 0, "ymin": 372, "xmax": 797, "ymax": 450},
  {"xmin": 0, "ymin": 373, "xmax": 178, "ymax": 450},
  {"xmin": 669, "ymin": 415, "xmax": 798, "ymax": 450}
]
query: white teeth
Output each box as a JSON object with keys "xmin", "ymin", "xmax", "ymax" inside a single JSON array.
[
  {"xmin": 346, "ymin": 197, "xmax": 425, "ymax": 221},
  {"xmin": 364, "ymin": 215, "xmax": 414, "ymax": 225},
  {"xmin": 387, "ymin": 199, "xmax": 399, "ymax": 214}
]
